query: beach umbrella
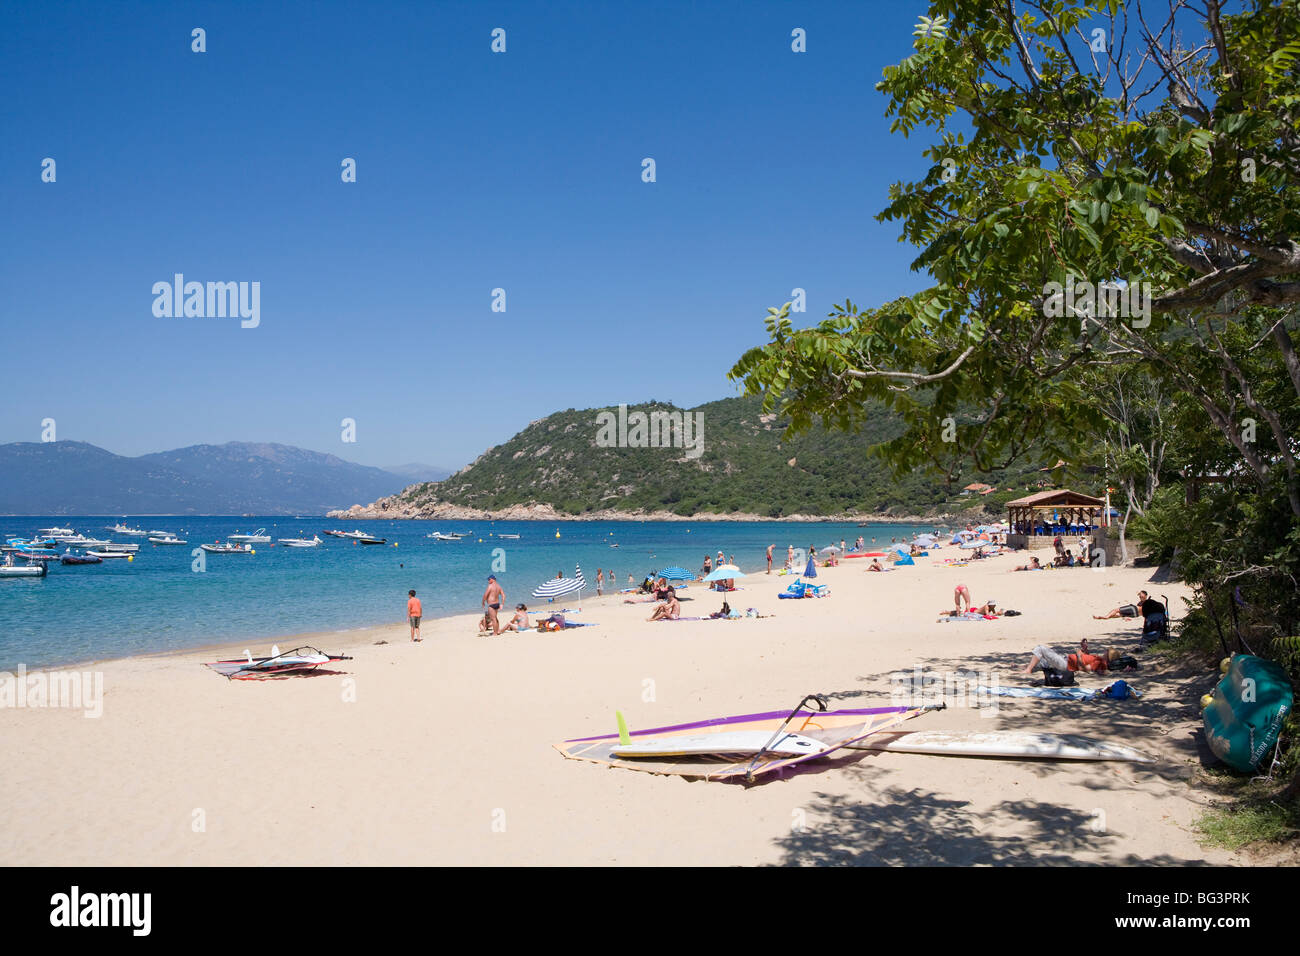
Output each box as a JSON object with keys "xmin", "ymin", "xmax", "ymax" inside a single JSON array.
[
  {"xmin": 959, "ymin": 539, "xmax": 987, "ymax": 550},
  {"xmin": 913, "ymin": 534, "xmax": 936, "ymax": 547},
  {"xmin": 533, "ymin": 564, "xmax": 586, "ymax": 602},
  {"xmin": 887, "ymin": 542, "xmax": 910, "ymax": 554},
  {"xmin": 703, "ymin": 565, "xmax": 747, "ymax": 582},
  {"xmin": 656, "ymin": 566, "xmax": 693, "ymax": 582},
  {"xmin": 822, "ymin": 544, "xmax": 841, "ymax": 553}
]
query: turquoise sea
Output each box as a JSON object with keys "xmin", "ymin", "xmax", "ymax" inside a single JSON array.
[{"xmin": 0, "ymin": 517, "xmax": 944, "ymax": 668}]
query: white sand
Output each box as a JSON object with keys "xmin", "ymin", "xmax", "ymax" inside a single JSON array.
[{"xmin": 0, "ymin": 548, "xmax": 1252, "ymax": 865}]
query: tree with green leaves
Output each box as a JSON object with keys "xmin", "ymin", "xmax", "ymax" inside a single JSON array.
[{"xmin": 730, "ymin": 0, "xmax": 1300, "ymax": 521}]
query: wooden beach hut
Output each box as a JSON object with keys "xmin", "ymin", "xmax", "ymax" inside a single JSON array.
[{"xmin": 1005, "ymin": 489, "xmax": 1105, "ymax": 550}]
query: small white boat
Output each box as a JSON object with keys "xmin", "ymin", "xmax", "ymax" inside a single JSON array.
[
  {"xmin": 53, "ymin": 534, "xmax": 93, "ymax": 545},
  {"xmin": 339, "ymin": 530, "xmax": 374, "ymax": 540},
  {"xmin": 87, "ymin": 550, "xmax": 132, "ymax": 559},
  {"xmin": 148, "ymin": 535, "xmax": 188, "ymax": 545},
  {"xmin": 99, "ymin": 542, "xmax": 140, "ymax": 553},
  {"xmin": 428, "ymin": 532, "xmax": 459, "ymax": 541},
  {"xmin": 497, "ymin": 533, "xmax": 520, "ymax": 540},
  {"xmin": 76, "ymin": 537, "xmax": 111, "ymax": 548},
  {"xmin": 38, "ymin": 526, "xmax": 75, "ymax": 537},
  {"xmin": 277, "ymin": 536, "xmax": 322, "ymax": 548},
  {"xmin": 227, "ymin": 528, "xmax": 271, "ymax": 543},
  {"xmin": 0, "ymin": 562, "xmax": 47, "ymax": 577},
  {"xmin": 200, "ymin": 542, "xmax": 255, "ymax": 554}
]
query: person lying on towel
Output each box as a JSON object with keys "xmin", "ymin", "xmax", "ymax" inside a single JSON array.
[{"xmin": 1025, "ymin": 640, "xmax": 1121, "ymax": 677}]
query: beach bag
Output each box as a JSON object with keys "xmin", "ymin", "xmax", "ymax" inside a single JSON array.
[
  {"xmin": 1043, "ymin": 668, "xmax": 1075, "ymax": 687},
  {"xmin": 1112, "ymin": 655, "xmax": 1140, "ymax": 671},
  {"xmin": 1102, "ymin": 680, "xmax": 1134, "ymax": 699}
]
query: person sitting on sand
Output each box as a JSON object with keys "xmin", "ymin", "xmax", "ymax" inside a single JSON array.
[
  {"xmin": 867, "ymin": 558, "xmax": 884, "ymax": 572},
  {"xmin": 503, "ymin": 603, "xmax": 530, "ymax": 632},
  {"xmin": 626, "ymin": 580, "xmax": 670, "ymax": 600},
  {"xmin": 648, "ymin": 589, "xmax": 681, "ymax": 621},
  {"xmin": 709, "ymin": 600, "xmax": 732, "ymax": 620},
  {"xmin": 1011, "ymin": 556, "xmax": 1043, "ymax": 571}
]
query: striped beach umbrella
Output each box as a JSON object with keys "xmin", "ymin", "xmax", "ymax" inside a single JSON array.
[
  {"xmin": 533, "ymin": 564, "xmax": 586, "ymax": 602},
  {"xmin": 656, "ymin": 566, "xmax": 693, "ymax": 582}
]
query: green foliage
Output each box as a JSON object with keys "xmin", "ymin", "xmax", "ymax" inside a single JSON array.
[{"xmin": 400, "ymin": 397, "xmax": 1050, "ymax": 518}]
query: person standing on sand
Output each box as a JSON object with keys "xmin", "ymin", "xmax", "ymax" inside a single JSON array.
[
  {"xmin": 766, "ymin": 544, "xmax": 774, "ymax": 574},
  {"xmin": 596, "ymin": 568, "xmax": 604, "ymax": 596},
  {"xmin": 480, "ymin": 575, "xmax": 505, "ymax": 635},
  {"xmin": 407, "ymin": 589, "xmax": 422, "ymax": 642}
]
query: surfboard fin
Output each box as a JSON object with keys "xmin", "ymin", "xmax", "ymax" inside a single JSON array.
[{"xmin": 616, "ymin": 710, "xmax": 630, "ymax": 746}]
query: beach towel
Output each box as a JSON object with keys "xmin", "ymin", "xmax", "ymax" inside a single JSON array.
[
  {"xmin": 991, "ymin": 685, "xmax": 1143, "ymax": 701},
  {"xmin": 938, "ymin": 612, "xmax": 997, "ymax": 622}
]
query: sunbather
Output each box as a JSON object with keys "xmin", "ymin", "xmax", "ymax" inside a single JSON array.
[
  {"xmin": 503, "ymin": 603, "xmax": 530, "ymax": 632},
  {"xmin": 1025, "ymin": 640, "xmax": 1120, "ymax": 675},
  {"xmin": 867, "ymin": 558, "xmax": 884, "ymax": 572},
  {"xmin": 648, "ymin": 591, "xmax": 681, "ymax": 621},
  {"xmin": 1012, "ymin": 557, "xmax": 1043, "ymax": 571},
  {"xmin": 626, "ymin": 577, "xmax": 673, "ymax": 603},
  {"xmin": 1094, "ymin": 590, "xmax": 1162, "ymax": 619}
]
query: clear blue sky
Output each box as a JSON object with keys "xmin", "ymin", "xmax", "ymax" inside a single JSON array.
[{"xmin": 1, "ymin": 0, "xmax": 935, "ymax": 470}]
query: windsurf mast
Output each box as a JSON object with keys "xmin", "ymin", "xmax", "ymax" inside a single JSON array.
[{"xmin": 745, "ymin": 693, "xmax": 828, "ymax": 782}]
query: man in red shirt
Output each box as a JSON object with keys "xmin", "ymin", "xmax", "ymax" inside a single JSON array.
[{"xmin": 407, "ymin": 589, "xmax": 422, "ymax": 642}]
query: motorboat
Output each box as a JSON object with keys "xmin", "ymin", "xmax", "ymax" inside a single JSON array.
[
  {"xmin": 0, "ymin": 559, "xmax": 47, "ymax": 577},
  {"xmin": 496, "ymin": 533, "xmax": 520, "ymax": 539},
  {"xmin": 338, "ymin": 530, "xmax": 375, "ymax": 540},
  {"xmin": 87, "ymin": 550, "xmax": 132, "ymax": 559},
  {"xmin": 53, "ymin": 534, "xmax": 94, "ymax": 546},
  {"xmin": 148, "ymin": 535, "xmax": 188, "ymax": 545},
  {"xmin": 200, "ymin": 542, "xmax": 255, "ymax": 554},
  {"xmin": 322, "ymin": 530, "xmax": 349, "ymax": 538},
  {"xmin": 356, "ymin": 536, "xmax": 387, "ymax": 545},
  {"xmin": 76, "ymin": 537, "xmax": 111, "ymax": 548},
  {"xmin": 108, "ymin": 524, "xmax": 148, "ymax": 536},
  {"xmin": 61, "ymin": 551, "xmax": 103, "ymax": 565},
  {"xmin": 37, "ymin": 526, "xmax": 75, "ymax": 537},
  {"xmin": 98, "ymin": 542, "xmax": 139, "ymax": 553},
  {"xmin": 427, "ymin": 532, "xmax": 460, "ymax": 541},
  {"xmin": 227, "ymin": 528, "xmax": 271, "ymax": 543},
  {"xmin": 277, "ymin": 536, "xmax": 322, "ymax": 548}
]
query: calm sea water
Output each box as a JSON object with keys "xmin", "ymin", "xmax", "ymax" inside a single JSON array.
[{"xmin": 0, "ymin": 517, "xmax": 944, "ymax": 668}]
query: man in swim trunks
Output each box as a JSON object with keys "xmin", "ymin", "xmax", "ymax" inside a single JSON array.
[
  {"xmin": 481, "ymin": 574, "xmax": 505, "ymax": 635},
  {"xmin": 407, "ymin": 589, "xmax": 422, "ymax": 642},
  {"xmin": 766, "ymin": 544, "xmax": 774, "ymax": 574}
]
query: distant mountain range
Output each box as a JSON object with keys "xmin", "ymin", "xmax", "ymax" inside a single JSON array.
[{"xmin": 0, "ymin": 441, "xmax": 419, "ymax": 515}]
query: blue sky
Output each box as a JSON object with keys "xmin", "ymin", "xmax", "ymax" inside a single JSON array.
[{"xmin": 1, "ymin": 0, "xmax": 938, "ymax": 470}]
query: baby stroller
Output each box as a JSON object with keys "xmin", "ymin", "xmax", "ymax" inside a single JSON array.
[{"xmin": 1139, "ymin": 594, "xmax": 1171, "ymax": 648}]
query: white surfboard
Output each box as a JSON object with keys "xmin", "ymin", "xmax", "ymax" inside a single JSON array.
[
  {"xmin": 611, "ymin": 730, "xmax": 828, "ymax": 758},
  {"xmin": 849, "ymin": 730, "xmax": 1152, "ymax": 763}
]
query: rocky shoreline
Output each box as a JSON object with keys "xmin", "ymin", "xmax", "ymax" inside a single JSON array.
[{"xmin": 326, "ymin": 495, "xmax": 979, "ymax": 525}]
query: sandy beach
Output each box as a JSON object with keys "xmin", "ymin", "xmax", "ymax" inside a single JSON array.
[{"xmin": 0, "ymin": 548, "xmax": 1254, "ymax": 866}]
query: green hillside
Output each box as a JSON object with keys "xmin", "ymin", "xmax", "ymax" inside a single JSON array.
[{"xmin": 397, "ymin": 396, "xmax": 1050, "ymax": 518}]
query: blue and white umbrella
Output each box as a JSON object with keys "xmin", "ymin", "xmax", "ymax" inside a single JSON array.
[
  {"xmin": 533, "ymin": 564, "xmax": 586, "ymax": 602},
  {"xmin": 657, "ymin": 567, "xmax": 693, "ymax": 582}
]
